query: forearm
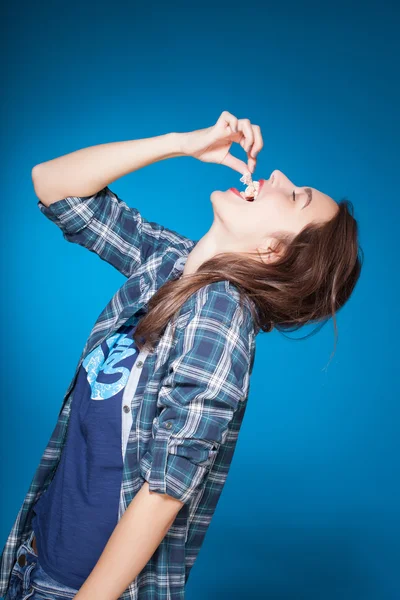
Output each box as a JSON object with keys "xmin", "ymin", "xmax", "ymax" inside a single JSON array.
[
  {"xmin": 74, "ymin": 481, "xmax": 184, "ymax": 600},
  {"xmin": 32, "ymin": 132, "xmax": 185, "ymax": 206}
]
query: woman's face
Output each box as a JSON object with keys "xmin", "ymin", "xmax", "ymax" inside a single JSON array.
[{"xmin": 210, "ymin": 169, "xmax": 339, "ymax": 256}]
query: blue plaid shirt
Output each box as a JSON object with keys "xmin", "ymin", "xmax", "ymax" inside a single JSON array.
[{"xmin": 0, "ymin": 186, "xmax": 258, "ymax": 599}]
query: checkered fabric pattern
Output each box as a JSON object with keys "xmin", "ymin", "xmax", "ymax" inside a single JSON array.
[{"xmin": 0, "ymin": 186, "xmax": 258, "ymax": 599}]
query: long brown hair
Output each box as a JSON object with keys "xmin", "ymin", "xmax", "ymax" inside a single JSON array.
[{"xmin": 133, "ymin": 198, "xmax": 363, "ymax": 361}]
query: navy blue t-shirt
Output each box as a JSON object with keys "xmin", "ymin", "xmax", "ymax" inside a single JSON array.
[{"xmin": 32, "ymin": 316, "xmax": 140, "ymax": 589}]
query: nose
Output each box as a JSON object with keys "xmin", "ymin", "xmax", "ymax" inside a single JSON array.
[{"xmin": 271, "ymin": 170, "xmax": 293, "ymax": 188}]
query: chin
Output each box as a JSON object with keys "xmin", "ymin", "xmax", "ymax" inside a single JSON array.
[
  {"xmin": 210, "ymin": 189, "xmax": 245, "ymax": 228},
  {"xmin": 210, "ymin": 189, "xmax": 230, "ymax": 214},
  {"xmin": 211, "ymin": 189, "xmax": 237, "ymax": 207},
  {"xmin": 209, "ymin": 190, "xmax": 226, "ymax": 223},
  {"xmin": 210, "ymin": 189, "xmax": 225, "ymax": 202}
]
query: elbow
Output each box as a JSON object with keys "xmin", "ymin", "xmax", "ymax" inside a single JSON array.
[
  {"xmin": 31, "ymin": 163, "xmax": 44, "ymax": 182},
  {"xmin": 31, "ymin": 164, "xmax": 58, "ymax": 207},
  {"xmin": 31, "ymin": 164, "xmax": 45, "ymax": 201},
  {"xmin": 31, "ymin": 164, "xmax": 41, "ymax": 187}
]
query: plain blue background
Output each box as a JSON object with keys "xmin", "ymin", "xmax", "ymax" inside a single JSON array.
[{"xmin": 1, "ymin": 1, "xmax": 399, "ymax": 599}]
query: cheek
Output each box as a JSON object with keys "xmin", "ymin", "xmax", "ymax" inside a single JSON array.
[
  {"xmin": 254, "ymin": 200, "xmax": 278, "ymax": 224},
  {"xmin": 235, "ymin": 205, "xmax": 269, "ymax": 237},
  {"xmin": 262, "ymin": 197, "xmax": 291, "ymax": 224}
]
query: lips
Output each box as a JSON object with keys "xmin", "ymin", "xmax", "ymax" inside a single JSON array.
[
  {"xmin": 229, "ymin": 188, "xmax": 254, "ymax": 201},
  {"xmin": 230, "ymin": 178, "xmax": 265, "ymax": 202}
]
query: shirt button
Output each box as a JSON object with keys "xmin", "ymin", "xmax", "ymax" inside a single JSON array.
[
  {"xmin": 123, "ymin": 405, "xmax": 130, "ymax": 413},
  {"xmin": 136, "ymin": 361, "xmax": 143, "ymax": 368},
  {"xmin": 165, "ymin": 421, "xmax": 173, "ymax": 430}
]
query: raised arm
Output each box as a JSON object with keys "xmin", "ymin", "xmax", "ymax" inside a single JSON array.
[
  {"xmin": 32, "ymin": 133, "xmax": 184, "ymax": 206},
  {"xmin": 32, "ymin": 112, "xmax": 262, "ymax": 278},
  {"xmin": 32, "ymin": 133, "xmax": 191, "ymax": 278}
]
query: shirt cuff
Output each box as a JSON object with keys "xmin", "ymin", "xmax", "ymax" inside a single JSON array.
[
  {"xmin": 37, "ymin": 187, "xmax": 109, "ymax": 235},
  {"xmin": 139, "ymin": 418, "xmax": 218, "ymax": 505}
]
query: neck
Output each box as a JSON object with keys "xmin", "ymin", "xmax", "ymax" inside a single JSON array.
[{"xmin": 182, "ymin": 222, "xmax": 237, "ymax": 277}]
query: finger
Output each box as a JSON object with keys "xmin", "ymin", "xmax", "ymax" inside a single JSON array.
[
  {"xmin": 248, "ymin": 124, "xmax": 264, "ymax": 158},
  {"xmin": 237, "ymin": 119, "xmax": 254, "ymax": 153},
  {"xmin": 239, "ymin": 135, "xmax": 247, "ymax": 149},
  {"xmin": 220, "ymin": 152, "xmax": 249, "ymax": 175},
  {"xmin": 238, "ymin": 133, "xmax": 256, "ymax": 173},
  {"xmin": 217, "ymin": 110, "xmax": 239, "ymax": 134},
  {"xmin": 247, "ymin": 155, "xmax": 257, "ymax": 174},
  {"xmin": 233, "ymin": 135, "xmax": 256, "ymax": 173}
]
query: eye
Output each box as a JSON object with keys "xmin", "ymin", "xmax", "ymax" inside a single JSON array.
[{"xmin": 292, "ymin": 190, "xmax": 296, "ymax": 202}]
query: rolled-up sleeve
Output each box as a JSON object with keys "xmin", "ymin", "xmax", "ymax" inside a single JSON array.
[
  {"xmin": 139, "ymin": 284, "xmax": 254, "ymax": 505},
  {"xmin": 37, "ymin": 186, "xmax": 184, "ymax": 278}
]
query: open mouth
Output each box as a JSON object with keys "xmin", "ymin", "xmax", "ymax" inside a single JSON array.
[
  {"xmin": 241, "ymin": 174, "xmax": 263, "ymax": 201},
  {"xmin": 241, "ymin": 189, "xmax": 257, "ymax": 201},
  {"xmin": 229, "ymin": 187, "xmax": 255, "ymax": 201},
  {"xmin": 242, "ymin": 194, "xmax": 256, "ymax": 202},
  {"xmin": 230, "ymin": 177, "xmax": 265, "ymax": 202}
]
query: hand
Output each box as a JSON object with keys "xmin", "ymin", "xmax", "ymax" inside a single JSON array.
[{"xmin": 179, "ymin": 110, "xmax": 264, "ymax": 175}]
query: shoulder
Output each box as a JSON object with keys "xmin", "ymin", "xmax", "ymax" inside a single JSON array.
[
  {"xmin": 169, "ymin": 281, "xmax": 257, "ymax": 381},
  {"xmin": 181, "ymin": 280, "xmax": 256, "ymax": 336}
]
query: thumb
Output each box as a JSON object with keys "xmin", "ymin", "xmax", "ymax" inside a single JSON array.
[{"xmin": 220, "ymin": 152, "xmax": 250, "ymax": 176}]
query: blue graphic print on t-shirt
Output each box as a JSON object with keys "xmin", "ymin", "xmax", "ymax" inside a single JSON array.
[{"xmin": 84, "ymin": 327, "xmax": 138, "ymax": 400}]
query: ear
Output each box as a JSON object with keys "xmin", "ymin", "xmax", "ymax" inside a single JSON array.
[{"xmin": 257, "ymin": 237, "xmax": 285, "ymax": 264}]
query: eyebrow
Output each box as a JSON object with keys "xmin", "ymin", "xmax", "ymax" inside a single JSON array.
[{"xmin": 301, "ymin": 187, "xmax": 313, "ymax": 210}]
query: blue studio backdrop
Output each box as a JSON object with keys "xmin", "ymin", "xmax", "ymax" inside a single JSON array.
[{"xmin": 1, "ymin": 1, "xmax": 399, "ymax": 599}]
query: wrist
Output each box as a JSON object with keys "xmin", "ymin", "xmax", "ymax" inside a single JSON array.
[{"xmin": 170, "ymin": 131, "xmax": 191, "ymax": 157}]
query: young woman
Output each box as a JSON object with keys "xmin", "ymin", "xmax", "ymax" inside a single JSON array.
[{"xmin": 0, "ymin": 111, "xmax": 363, "ymax": 600}]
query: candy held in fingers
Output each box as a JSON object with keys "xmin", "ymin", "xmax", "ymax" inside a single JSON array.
[
  {"xmin": 239, "ymin": 174, "xmax": 260, "ymax": 200},
  {"xmin": 245, "ymin": 182, "xmax": 259, "ymax": 196},
  {"xmin": 240, "ymin": 184, "xmax": 259, "ymax": 200},
  {"xmin": 240, "ymin": 173, "xmax": 259, "ymax": 194},
  {"xmin": 240, "ymin": 172, "xmax": 253, "ymax": 186},
  {"xmin": 251, "ymin": 181, "xmax": 260, "ymax": 194}
]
